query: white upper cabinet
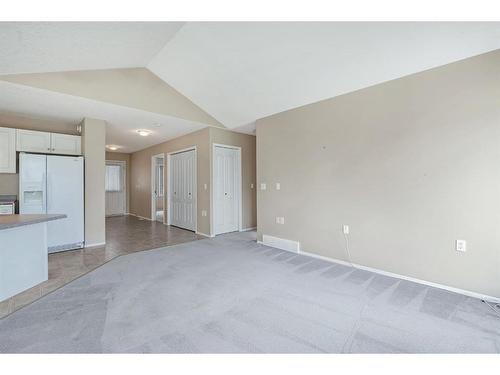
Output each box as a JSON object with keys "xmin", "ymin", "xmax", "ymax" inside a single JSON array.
[
  {"xmin": 16, "ymin": 129, "xmax": 81, "ymax": 155},
  {"xmin": 50, "ymin": 133, "xmax": 81, "ymax": 155},
  {"xmin": 0, "ymin": 127, "xmax": 16, "ymax": 173},
  {"xmin": 16, "ymin": 129, "xmax": 52, "ymax": 153}
]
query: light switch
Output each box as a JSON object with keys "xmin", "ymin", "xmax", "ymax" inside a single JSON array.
[
  {"xmin": 251, "ymin": 183, "xmax": 254, "ymax": 189},
  {"xmin": 343, "ymin": 225, "xmax": 349, "ymax": 235},
  {"xmin": 276, "ymin": 182, "xmax": 281, "ymax": 190},
  {"xmin": 201, "ymin": 210, "xmax": 207, "ymax": 217},
  {"xmin": 204, "ymin": 183, "xmax": 208, "ymax": 190},
  {"xmin": 456, "ymin": 240, "xmax": 466, "ymax": 252},
  {"xmin": 260, "ymin": 183, "xmax": 267, "ymax": 190}
]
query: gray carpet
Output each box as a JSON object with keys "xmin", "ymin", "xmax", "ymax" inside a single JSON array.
[{"xmin": 1, "ymin": 231, "xmax": 499, "ymax": 353}]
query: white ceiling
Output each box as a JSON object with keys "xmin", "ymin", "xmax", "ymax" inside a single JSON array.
[
  {"xmin": 0, "ymin": 22, "xmax": 184, "ymax": 74},
  {"xmin": 148, "ymin": 22, "xmax": 500, "ymax": 129},
  {"xmin": 1, "ymin": 22, "xmax": 500, "ymax": 150},
  {"xmin": 0, "ymin": 81, "xmax": 206, "ymax": 153}
]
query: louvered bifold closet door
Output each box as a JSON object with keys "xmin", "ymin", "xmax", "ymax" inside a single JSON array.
[
  {"xmin": 184, "ymin": 151, "xmax": 195, "ymax": 231},
  {"xmin": 171, "ymin": 153, "xmax": 181, "ymax": 227},
  {"xmin": 224, "ymin": 148, "xmax": 238, "ymax": 233},
  {"xmin": 170, "ymin": 150, "xmax": 196, "ymax": 231}
]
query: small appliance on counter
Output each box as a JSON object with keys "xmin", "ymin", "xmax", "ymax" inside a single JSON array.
[{"xmin": 0, "ymin": 195, "xmax": 16, "ymax": 215}]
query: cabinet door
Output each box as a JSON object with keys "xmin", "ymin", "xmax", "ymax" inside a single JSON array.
[
  {"xmin": 16, "ymin": 129, "xmax": 51, "ymax": 153},
  {"xmin": 50, "ymin": 133, "xmax": 81, "ymax": 155},
  {"xmin": 0, "ymin": 127, "xmax": 16, "ymax": 173}
]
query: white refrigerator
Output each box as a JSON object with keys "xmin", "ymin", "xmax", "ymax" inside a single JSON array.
[{"xmin": 19, "ymin": 153, "xmax": 84, "ymax": 253}]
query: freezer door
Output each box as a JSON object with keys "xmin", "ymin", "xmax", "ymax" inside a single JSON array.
[
  {"xmin": 46, "ymin": 155, "xmax": 84, "ymax": 252},
  {"xmin": 19, "ymin": 153, "xmax": 47, "ymax": 214}
]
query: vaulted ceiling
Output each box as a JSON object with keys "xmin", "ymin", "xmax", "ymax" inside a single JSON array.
[
  {"xmin": 0, "ymin": 22, "xmax": 184, "ymax": 74},
  {"xmin": 148, "ymin": 22, "xmax": 500, "ymax": 129},
  {"xmin": 1, "ymin": 22, "xmax": 500, "ymax": 152}
]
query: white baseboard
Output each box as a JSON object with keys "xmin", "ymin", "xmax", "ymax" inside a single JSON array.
[
  {"xmin": 240, "ymin": 227, "xmax": 257, "ymax": 232},
  {"xmin": 84, "ymin": 242, "xmax": 106, "ymax": 248},
  {"xmin": 196, "ymin": 231, "xmax": 215, "ymax": 238},
  {"xmin": 258, "ymin": 235, "xmax": 500, "ymax": 303},
  {"xmin": 128, "ymin": 213, "xmax": 153, "ymax": 221},
  {"xmin": 262, "ymin": 234, "xmax": 300, "ymax": 253},
  {"xmin": 299, "ymin": 250, "xmax": 352, "ymax": 267},
  {"xmin": 299, "ymin": 249, "xmax": 500, "ymax": 303}
]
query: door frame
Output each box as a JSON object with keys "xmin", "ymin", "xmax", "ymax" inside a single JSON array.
[
  {"xmin": 166, "ymin": 146, "xmax": 197, "ymax": 231},
  {"xmin": 105, "ymin": 159, "xmax": 127, "ymax": 217},
  {"xmin": 211, "ymin": 143, "xmax": 242, "ymax": 236},
  {"xmin": 151, "ymin": 153, "xmax": 165, "ymax": 223}
]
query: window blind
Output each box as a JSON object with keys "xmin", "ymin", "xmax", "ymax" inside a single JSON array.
[{"xmin": 105, "ymin": 165, "xmax": 122, "ymax": 192}]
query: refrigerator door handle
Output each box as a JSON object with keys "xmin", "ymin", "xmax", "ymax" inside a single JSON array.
[
  {"xmin": 43, "ymin": 170, "xmax": 47, "ymax": 213},
  {"xmin": 45, "ymin": 172, "xmax": 48, "ymax": 213}
]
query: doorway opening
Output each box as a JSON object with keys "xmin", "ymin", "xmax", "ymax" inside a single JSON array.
[
  {"xmin": 151, "ymin": 154, "xmax": 165, "ymax": 223},
  {"xmin": 211, "ymin": 144, "xmax": 242, "ymax": 236},
  {"xmin": 105, "ymin": 160, "xmax": 126, "ymax": 217}
]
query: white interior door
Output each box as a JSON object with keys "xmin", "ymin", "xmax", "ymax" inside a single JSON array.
[
  {"xmin": 169, "ymin": 149, "xmax": 196, "ymax": 231},
  {"xmin": 214, "ymin": 146, "xmax": 240, "ymax": 235},
  {"xmin": 105, "ymin": 161, "xmax": 126, "ymax": 216}
]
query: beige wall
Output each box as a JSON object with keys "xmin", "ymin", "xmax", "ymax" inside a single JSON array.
[
  {"xmin": 0, "ymin": 173, "xmax": 18, "ymax": 196},
  {"xmin": 0, "ymin": 68, "xmax": 222, "ymax": 127},
  {"xmin": 130, "ymin": 128, "xmax": 211, "ymax": 234},
  {"xmin": 0, "ymin": 113, "xmax": 79, "ymax": 135},
  {"xmin": 0, "ymin": 113, "xmax": 79, "ymax": 196},
  {"xmin": 106, "ymin": 151, "xmax": 131, "ymax": 213},
  {"xmin": 209, "ymin": 127, "xmax": 257, "ymax": 231},
  {"xmin": 82, "ymin": 118, "xmax": 106, "ymax": 246},
  {"xmin": 256, "ymin": 50, "xmax": 500, "ymax": 298}
]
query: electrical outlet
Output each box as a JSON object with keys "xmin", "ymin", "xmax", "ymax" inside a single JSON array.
[
  {"xmin": 456, "ymin": 240, "xmax": 466, "ymax": 252},
  {"xmin": 276, "ymin": 217, "xmax": 285, "ymax": 224},
  {"xmin": 343, "ymin": 225, "xmax": 349, "ymax": 235},
  {"xmin": 276, "ymin": 182, "xmax": 281, "ymax": 190},
  {"xmin": 260, "ymin": 183, "xmax": 267, "ymax": 190}
]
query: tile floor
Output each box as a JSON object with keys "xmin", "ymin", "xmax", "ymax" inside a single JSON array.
[{"xmin": 0, "ymin": 215, "xmax": 202, "ymax": 318}]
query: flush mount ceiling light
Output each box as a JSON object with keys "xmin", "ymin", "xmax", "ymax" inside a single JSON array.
[
  {"xmin": 136, "ymin": 129, "xmax": 152, "ymax": 136},
  {"xmin": 106, "ymin": 145, "xmax": 120, "ymax": 151}
]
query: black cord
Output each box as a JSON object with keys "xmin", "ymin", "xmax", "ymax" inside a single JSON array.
[{"xmin": 482, "ymin": 300, "xmax": 500, "ymax": 318}]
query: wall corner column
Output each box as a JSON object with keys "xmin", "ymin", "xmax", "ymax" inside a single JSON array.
[{"xmin": 81, "ymin": 118, "xmax": 106, "ymax": 246}]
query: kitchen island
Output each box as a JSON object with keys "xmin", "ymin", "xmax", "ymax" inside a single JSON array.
[{"xmin": 0, "ymin": 214, "xmax": 66, "ymax": 302}]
